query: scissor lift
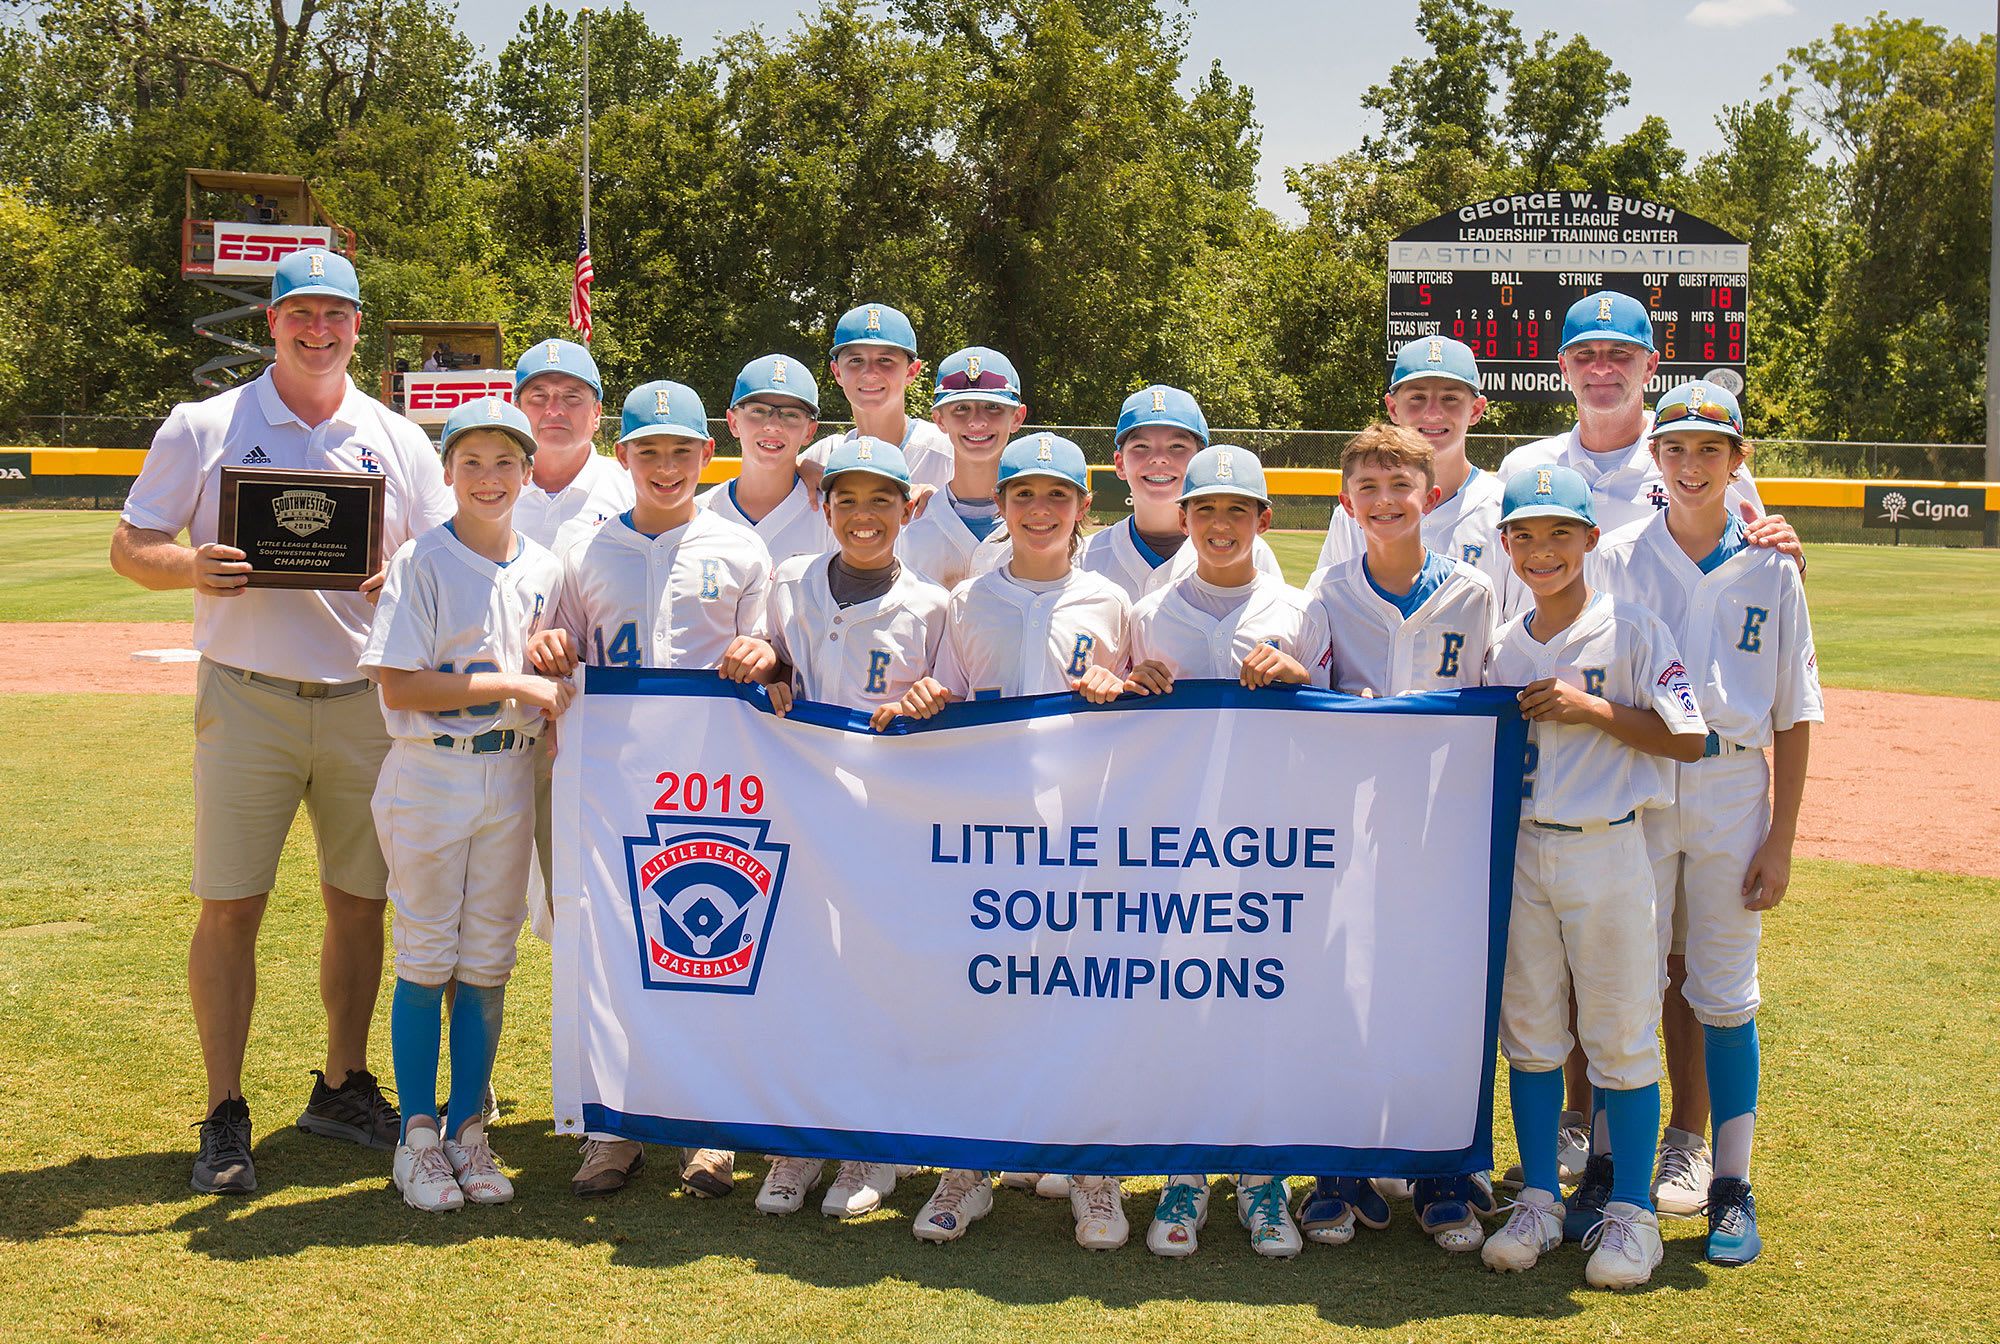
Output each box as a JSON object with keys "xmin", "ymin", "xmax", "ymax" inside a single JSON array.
[{"xmin": 181, "ymin": 170, "xmax": 356, "ymax": 390}]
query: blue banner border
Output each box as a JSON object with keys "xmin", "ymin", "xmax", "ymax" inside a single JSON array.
[{"xmin": 576, "ymin": 669, "xmax": 1528, "ymax": 1178}]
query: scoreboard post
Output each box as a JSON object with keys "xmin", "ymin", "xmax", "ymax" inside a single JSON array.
[{"xmin": 1385, "ymin": 193, "xmax": 1748, "ymax": 402}]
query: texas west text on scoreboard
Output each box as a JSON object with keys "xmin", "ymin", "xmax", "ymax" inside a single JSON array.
[{"xmin": 1385, "ymin": 193, "xmax": 1748, "ymax": 402}]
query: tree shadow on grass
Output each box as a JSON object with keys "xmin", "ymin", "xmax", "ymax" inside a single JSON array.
[{"xmin": 0, "ymin": 1135, "xmax": 1715, "ymax": 1327}]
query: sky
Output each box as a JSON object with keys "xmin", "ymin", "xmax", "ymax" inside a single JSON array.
[{"xmin": 453, "ymin": 0, "xmax": 1997, "ymax": 221}]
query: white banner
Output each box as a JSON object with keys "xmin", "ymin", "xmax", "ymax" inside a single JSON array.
[
  {"xmin": 208, "ymin": 223, "xmax": 338, "ymax": 277},
  {"xmin": 553, "ymin": 673, "xmax": 1526, "ymax": 1177},
  {"xmin": 397, "ymin": 371, "xmax": 517, "ymax": 423}
]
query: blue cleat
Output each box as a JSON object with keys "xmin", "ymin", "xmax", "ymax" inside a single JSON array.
[
  {"xmin": 1413, "ymin": 1175, "xmax": 1486, "ymax": 1252},
  {"xmin": 1706, "ymin": 1176, "xmax": 1763, "ymax": 1266},
  {"xmin": 1298, "ymin": 1176, "xmax": 1390, "ymax": 1245},
  {"xmin": 1563, "ymin": 1153, "xmax": 1613, "ymax": 1242}
]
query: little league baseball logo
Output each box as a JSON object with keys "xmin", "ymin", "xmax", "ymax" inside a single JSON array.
[
  {"xmin": 623, "ymin": 816, "xmax": 790, "ymax": 994},
  {"xmin": 272, "ymin": 488, "xmax": 336, "ymax": 536}
]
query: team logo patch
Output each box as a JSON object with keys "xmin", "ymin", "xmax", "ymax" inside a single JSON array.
[
  {"xmin": 625, "ymin": 817, "xmax": 790, "ymax": 994},
  {"xmin": 866, "ymin": 306, "xmax": 881, "ymax": 331},
  {"xmin": 271, "ymin": 489, "xmax": 336, "ymax": 537},
  {"xmin": 1535, "ymin": 468, "xmax": 1552, "ymax": 495},
  {"xmin": 1657, "ymin": 659, "xmax": 1699, "ymax": 716},
  {"xmin": 1597, "ymin": 295, "xmax": 1614, "ymax": 320},
  {"xmin": 308, "ymin": 252, "xmax": 325, "ymax": 277},
  {"xmin": 544, "ymin": 340, "xmax": 562, "ymax": 364},
  {"xmin": 655, "ymin": 388, "xmax": 673, "ymax": 415},
  {"xmin": 1648, "ymin": 482, "xmax": 1670, "ymax": 509},
  {"xmin": 966, "ymin": 354, "xmax": 981, "ymax": 378},
  {"xmin": 857, "ymin": 439, "xmax": 873, "ymax": 460},
  {"xmin": 1151, "ymin": 389, "xmax": 1166, "ymax": 413},
  {"xmin": 1657, "ymin": 660, "xmax": 1688, "ymax": 687},
  {"xmin": 486, "ymin": 397, "xmax": 505, "ymax": 419},
  {"xmin": 772, "ymin": 358, "xmax": 788, "ymax": 383},
  {"xmin": 1037, "ymin": 434, "xmax": 1053, "ymax": 461},
  {"xmin": 1217, "ymin": 450, "xmax": 1233, "ymax": 479},
  {"xmin": 1427, "ymin": 336, "xmax": 1443, "ymax": 364}
]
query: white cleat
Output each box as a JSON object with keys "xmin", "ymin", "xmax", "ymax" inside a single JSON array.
[
  {"xmin": 1071, "ymin": 1175, "xmax": 1128, "ymax": 1250},
  {"xmin": 394, "ymin": 1127, "xmax": 464, "ymax": 1212},
  {"xmin": 444, "ymin": 1121, "xmax": 513, "ymax": 1204},
  {"xmin": 1147, "ymin": 1174, "xmax": 1209, "ymax": 1258},
  {"xmin": 1500, "ymin": 1111, "xmax": 1592, "ymax": 1190},
  {"xmin": 755, "ymin": 1156, "xmax": 824, "ymax": 1215},
  {"xmin": 913, "ymin": 1168, "xmax": 994, "ymax": 1242},
  {"xmin": 1238, "ymin": 1175, "xmax": 1303, "ymax": 1259},
  {"xmin": 821, "ymin": 1160, "xmax": 896, "ymax": 1218},
  {"xmin": 1481, "ymin": 1190, "xmax": 1564, "ymax": 1272},
  {"xmin": 1584, "ymin": 1201, "xmax": 1665, "ymax": 1289},
  {"xmin": 1034, "ymin": 1172, "xmax": 1073, "ymax": 1199},
  {"xmin": 1652, "ymin": 1130, "xmax": 1713, "ymax": 1218},
  {"xmin": 997, "ymin": 1171, "xmax": 1040, "ymax": 1191}
]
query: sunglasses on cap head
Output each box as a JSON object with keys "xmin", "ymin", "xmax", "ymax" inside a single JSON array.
[
  {"xmin": 1655, "ymin": 394, "xmax": 1741, "ymax": 433},
  {"xmin": 937, "ymin": 368, "xmax": 1014, "ymax": 393}
]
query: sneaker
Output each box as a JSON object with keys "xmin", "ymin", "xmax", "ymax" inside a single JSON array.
[
  {"xmin": 1652, "ymin": 1129, "xmax": 1713, "ymax": 1218},
  {"xmin": 914, "ymin": 1168, "xmax": 993, "ymax": 1242},
  {"xmin": 482, "ymin": 1082, "xmax": 502, "ymax": 1126},
  {"xmin": 1371, "ymin": 1177, "xmax": 1413, "ymax": 1201},
  {"xmin": 444, "ymin": 1120, "xmax": 513, "ymax": 1204},
  {"xmin": 394, "ymin": 1127, "xmax": 464, "ymax": 1212},
  {"xmin": 1563, "ymin": 1153, "xmax": 1613, "ymax": 1242},
  {"xmin": 1071, "ymin": 1175, "xmax": 1128, "ymax": 1250},
  {"xmin": 1413, "ymin": 1176, "xmax": 1487, "ymax": 1252},
  {"xmin": 1466, "ymin": 1171, "xmax": 1500, "ymax": 1218},
  {"xmin": 190, "ymin": 1097, "xmax": 256, "ymax": 1195},
  {"xmin": 756, "ymin": 1156, "xmax": 824, "ymax": 1214},
  {"xmin": 681, "ymin": 1147, "xmax": 735, "ymax": 1197},
  {"xmin": 1500, "ymin": 1111, "xmax": 1591, "ymax": 1190},
  {"xmin": 997, "ymin": 1171, "xmax": 1040, "ymax": 1191},
  {"xmin": 1034, "ymin": 1172, "xmax": 1072, "ymax": 1199},
  {"xmin": 1238, "ymin": 1176, "xmax": 1303, "ymax": 1258},
  {"xmin": 1297, "ymin": 1177, "xmax": 1358, "ymax": 1246},
  {"xmin": 1480, "ymin": 1190, "xmax": 1565, "ymax": 1272},
  {"xmin": 1147, "ymin": 1175, "xmax": 1209, "ymax": 1257},
  {"xmin": 1706, "ymin": 1177, "xmax": 1763, "ymax": 1266},
  {"xmin": 822, "ymin": 1161, "xmax": 896, "ymax": 1218},
  {"xmin": 296, "ymin": 1068, "xmax": 400, "ymax": 1151},
  {"xmin": 1584, "ymin": 1200, "xmax": 1664, "ymax": 1289},
  {"xmin": 571, "ymin": 1137, "xmax": 645, "ymax": 1197}
]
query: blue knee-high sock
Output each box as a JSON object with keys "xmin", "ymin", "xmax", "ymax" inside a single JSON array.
[
  {"xmin": 1509, "ymin": 1067, "xmax": 1567, "ymax": 1196},
  {"xmin": 1704, "ymin": 1020, "xmax": 1760, "ymax": 1176},
  {"xmin": 390, "ymin": 978, "xmax": 447, "ymax": 1142},
  {"xmin": 1591, "ymin": 1086, "xmax": 1610, "ymax": 1156},
  {"xmin": 1603, "ymin": 1084, "xmax": 1661, "ymax": 1210},
  {"xmin": 444, "ymin": 982, "xmax": 506, "ymax": 1138}
]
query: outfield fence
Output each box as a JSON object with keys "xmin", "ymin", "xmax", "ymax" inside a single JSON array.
[{"xmin": 3, "ymin": 415, "xmax": 1994, "ymax": 546}]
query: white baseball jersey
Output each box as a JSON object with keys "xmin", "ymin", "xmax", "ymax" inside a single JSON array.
[
  {"xmin": 1306, "ymin": 553, "xmax": 1496, "ymax": 696},
  {"xmin": 697, "ymin": 476, "xmax": 835, "ymax": 570},
  {"xmin": 766, "ymin": 553, "xmax": 950, "ymax": 711},
  {"xmin": 1489, "ymin": 592, "xmax": 1707, "ymax": 827},
  {"xmin": 935, "ymin": 566, "xmax": 1131, "ymax": 700},
  {"xmin": 360, "ymin": 524, "xmax": 563, "ymax": 740},
  {"xmin": 1314, "ymin": 467, "xmax": 1525, "ymax": 617},
  {"xmin": 898, "ymin": 496, "xmax": 1011, "ymax": 590},
  {"xmin": 1128, "ymin": 571, "xmax": 1329, "ymax": 681},
  {"xmin": 1075, "ymin": 516, "xmax": 1284, "ymax": 602},
  {"xmin": 552, "ymin": 508, "xmax": 771, "ymax": 669},
  {"xmin": 805, "ymin": 420, "xmax": 955, "ymax": 490},
  {"xmin": 1592, "ymin": 512, "xmax": 1823, "ymax": 747},
  {"xmin": 512, "ymin": 450, "xmax": 634, "ymax": 552},
  {"xmin": 1497, "ymin": 418, "xmax": 1765, "ymax": 535},
  {"xmin": 121, "ymin": 370, "xmax": 452, "ymax": 683}
]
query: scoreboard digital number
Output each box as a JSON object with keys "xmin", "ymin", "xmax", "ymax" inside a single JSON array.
[{"xmin": 1386, "ymin": 193, "xmax": 1748, "ymax": 402}]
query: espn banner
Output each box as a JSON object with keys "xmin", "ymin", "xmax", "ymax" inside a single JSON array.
[{"xmin": 552, "ymin": 672, "xmax": 1527, "ymax": 1177}]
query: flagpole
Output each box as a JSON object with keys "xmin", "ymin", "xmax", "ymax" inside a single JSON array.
[{"xmin": 580, "ymin": 7, "xmax": 591, "ymax": 252}]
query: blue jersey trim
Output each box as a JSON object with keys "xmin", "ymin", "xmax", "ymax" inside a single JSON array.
[
  {"xmin": 577, "ymin": 670, "xmax": 1528, "ymax": 1177},
  {"xmin": 1364, "ymin": 549, "xmax": 1455, "ymax": 620},
  {"xmin": 1696, "ymin": 512, "xmax": 1747, "ymax": 574},
  {"xmin": 1127, "ymin": 516, "xmax": 1169, "ymax": 569}
]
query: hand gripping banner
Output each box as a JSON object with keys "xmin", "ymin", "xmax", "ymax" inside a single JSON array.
[{"xmin": 552, "ymin": 671, "xmax": 1527, "ymax": 1178}]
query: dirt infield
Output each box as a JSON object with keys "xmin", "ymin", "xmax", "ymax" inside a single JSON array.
[{"xmin": 9, "ymin": 623, "xmax": 1997, "ymax": 879}]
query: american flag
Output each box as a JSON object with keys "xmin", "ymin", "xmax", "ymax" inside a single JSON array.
[{"xmin": 569, "ymin": 224, "xmax": 594, "ymax": 342}]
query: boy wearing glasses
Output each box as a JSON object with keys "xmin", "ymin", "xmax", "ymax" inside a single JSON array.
[{"xmin": 699, "ymin": 354, "xmax": 833, "ymax": 568}]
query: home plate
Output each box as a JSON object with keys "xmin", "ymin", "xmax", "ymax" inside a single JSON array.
[{"xmin": 132, "ymin": 648, "xmax": 202, "ymax": 663}]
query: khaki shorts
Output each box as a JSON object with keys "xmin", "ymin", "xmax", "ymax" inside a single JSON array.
[{"xmin": 192, "ymin": 658, "xmax": 391, "ymax": 901}]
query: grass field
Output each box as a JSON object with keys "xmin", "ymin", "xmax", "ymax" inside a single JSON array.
[{"xmin": 3, "ymin": 510, "xmax": 1999, "ymax": 1341}]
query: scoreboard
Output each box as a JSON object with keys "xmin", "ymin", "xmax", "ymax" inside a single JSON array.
[{"xmin": 1385, "ymin": 193, "xmax": 1748, "ymax": 402}]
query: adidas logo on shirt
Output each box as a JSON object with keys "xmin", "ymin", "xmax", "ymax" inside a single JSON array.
[{"xmin": 241, "ymin": 447, "xmax": 270, "ymax": 464}]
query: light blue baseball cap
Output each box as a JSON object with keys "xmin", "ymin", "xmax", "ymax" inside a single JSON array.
[
  {"xmin": 1390, "ymin": 335, "xmax": 1483, "ymax": 392},
  {"xmin": 997, "ymin": 432, "xmax": 1090, "ymax": 490},
  {"xmin": 932, "ymin": 347, "xmax": 1022, "ymax": 407},
  {"xmin": 732, "ymin": 353, "xmax": 819, "ymax": 413},
  {"xmin": 441, "ymin": 396, "xmax": 537, "ymax": 459},
  {"xmin": 1179, "ymin": 444, "xmax": 1269, "ymax": 505},
  {"xmin": 822, "ymin": 435, "xmax": 912, "ymax": 495},
  {"xmin": 1500, "ymin": 463, "xmax": 1597, "ymax": 527},
  {"xmin": 619, "ymin": 380, "xmax": 709, "ymax": 443},
  {"xmin": 270, "ymin": 248, "xmax": 361, "ymax": 307},
  {"xmin": 514, "ymin": 338, "xmax": 602, "ymax": 398},
  {"xmin": 831, "ymin": 302, "xmax": 918, "ymax": 358},
  {"xmin": 1649, "ymin": 380, "xmax": 1744, "ymax": 441},
  {"xmin": 1115, "ymin": 384, "xmax": 1209, "ymax": 447},
  {"xmin": 1560, "ymin": 290, "xmax": 1654, "ymax": 353}
]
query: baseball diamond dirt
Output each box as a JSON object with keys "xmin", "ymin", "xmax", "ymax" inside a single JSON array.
[{"xmin": 10, "ymin": 619, "xmax": 1995, "ymax": 880}]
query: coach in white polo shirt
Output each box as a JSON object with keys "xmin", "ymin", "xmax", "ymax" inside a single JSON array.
[
  {"xmin": 111, "ymin": 248, "xmax": 452, "ymax": 1195},
  {"xmin": 509, "ymin": 338, "xmax": 633, "ymax": 550}
]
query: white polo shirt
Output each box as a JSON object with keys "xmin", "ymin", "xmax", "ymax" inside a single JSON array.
[
  {"xmin": 513, "ymin": 450, "xmax": 634, "ymax": 552},
  {"xmin": 1497, "ymin": 418, "xmax": 1765, "ymax": 536},
  {"xmin": 121, "ymin": 370, "xmax": 452, "ymax": 683}
]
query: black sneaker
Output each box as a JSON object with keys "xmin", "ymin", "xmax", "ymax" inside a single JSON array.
[
  {"xmin": 296, "ymin": 1068, "xmax": 400, "ymax": 1151},
  {"xmin": 191, "ymin": 1097, "xmax": 256, "ymax": 1194},
  {"xmin": 1563, "ymin": 1153, "xmax": 1613, "ymax": 1242}
]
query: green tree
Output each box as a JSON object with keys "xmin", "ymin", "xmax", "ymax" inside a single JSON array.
[
  {"xmin": 1360, "ymin": 0, "xmax": 1522, "ymax": 162},
  {"xmin": 1501, "ymin": 31, "xmax": 1630, "ymax": 189}
]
